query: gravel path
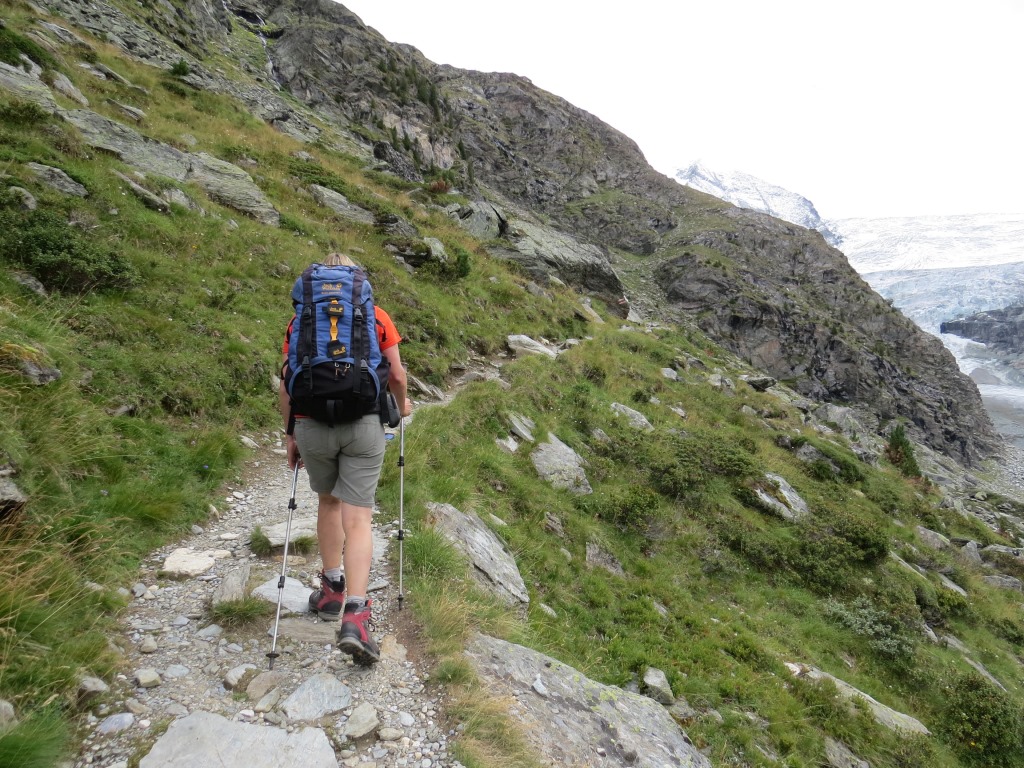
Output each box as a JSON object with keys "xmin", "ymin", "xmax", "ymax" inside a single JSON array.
[{"xmin": 72, "ymin": 423, "xmax": 462, "ymax": 768}]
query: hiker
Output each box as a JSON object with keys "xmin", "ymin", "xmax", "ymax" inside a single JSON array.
[{"xmin": 279, "ymin": 252, "xmax": 412, "ymax": 665}]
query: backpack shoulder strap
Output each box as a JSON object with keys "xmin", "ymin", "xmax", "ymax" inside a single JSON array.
[{"xmin": 350, "ymin": 268, "xmax": 367, "ymax": 361}]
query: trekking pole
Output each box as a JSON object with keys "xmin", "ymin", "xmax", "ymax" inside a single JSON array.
[
  {"xmin": 267, "ymin": 462, "xmax": 300, "ymax": 669},
  {"xmin": 397, "ymin": 415, "xmax": 406, "ymax": 611}
]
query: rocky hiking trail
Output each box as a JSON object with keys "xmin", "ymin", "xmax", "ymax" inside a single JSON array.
[
  {"xmin": 73, "ymin": 427, "xmax": 458, "ymax": 768},
  {"xmin": 69, "ymin": 357, "xmax": 511, "ymax": 768}
]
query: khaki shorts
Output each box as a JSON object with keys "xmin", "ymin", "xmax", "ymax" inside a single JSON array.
[{"xmin": 293, "ymin": 415, "xmax": 386, "ymax": 507}]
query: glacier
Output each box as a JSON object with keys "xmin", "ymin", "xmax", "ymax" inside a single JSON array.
[{"xmin": 673, "ymin": 161, "xmax": 1024, "ymax": 447}]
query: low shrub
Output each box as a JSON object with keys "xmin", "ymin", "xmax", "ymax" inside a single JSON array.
[
  {"xmin": 591, "ymin": 486, "xmax": 663, "ymax": 532},
  {"xmin": 0, "ymin": 98, "xmax": 51, "ymax": 127},
  {"xmin": 0, "ymin": 27, "xmax": 58, "ymax": 70},
  {"xmin": 0, "ymin": 205, "xmax": 139, "ymax": 292},
  {"xmin": 823, "ymin": 596, "xmax": 917, "ymax": 661},
  {"xmin": 939, "ymin": 671, "xmax": 1023, "ymax": 766}
]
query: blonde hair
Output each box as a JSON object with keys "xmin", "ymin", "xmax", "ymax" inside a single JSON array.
[{"xmin": 324, "ymin": 252, "xmax": 357, "ymax": 267}]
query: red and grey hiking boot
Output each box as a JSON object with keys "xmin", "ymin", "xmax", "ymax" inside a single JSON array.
[
  {"xmin": 308, "ymin": 571, "xmax": 346, "ymax": 620},
  {"xmin": 337, "ymin": 599, "xmax": 380, "ymax": 666}
]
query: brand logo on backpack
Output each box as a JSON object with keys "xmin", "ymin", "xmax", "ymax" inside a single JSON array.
[{"xmin": 285, "ymin": 264, "xmax": 391, "ymax": 426}]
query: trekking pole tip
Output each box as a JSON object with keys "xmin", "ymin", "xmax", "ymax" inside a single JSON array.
[{"xmin": 267, "ymin": 651, "xmax": 279, "ymax": 670}]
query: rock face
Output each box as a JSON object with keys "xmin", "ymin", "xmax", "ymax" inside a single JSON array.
[
  {"xmin": 466, "ymin": 634, "xmax": 710, "ymax": 768},
  {"xmin": 654, "ymin": 213, "xmax": 997, "ymax": 464}
]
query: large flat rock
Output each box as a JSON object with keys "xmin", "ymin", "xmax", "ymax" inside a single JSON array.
[{"xmin": 138, "ymin": 711, "xmax": 337, "ymax": 767}]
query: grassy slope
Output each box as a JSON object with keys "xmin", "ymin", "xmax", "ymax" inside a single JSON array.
[{"xmin": 2, "ymin": 7, "xmax": 1024, "ymax": 768}]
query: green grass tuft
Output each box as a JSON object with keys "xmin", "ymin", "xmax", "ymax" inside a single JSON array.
[{"xmin": 209, "ymin": 597, "xmax": 273, "ymax": 627}]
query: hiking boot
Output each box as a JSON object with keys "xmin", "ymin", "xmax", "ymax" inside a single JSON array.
[
  {"xmin": 337, "ymin": 600, "xmax": 380, "ymax": 666},
  {"xmin": 308, "ymin": 571, "xmax": 346, "ymax": 620}
]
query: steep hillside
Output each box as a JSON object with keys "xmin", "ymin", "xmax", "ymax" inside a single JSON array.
[
  {"xmin": 6, "ymin": 3, "xmax": 1024, "ymax": 768},
  {"xmin": 37, "ymin": 0, "xmax": 999, "ymax": 464}
]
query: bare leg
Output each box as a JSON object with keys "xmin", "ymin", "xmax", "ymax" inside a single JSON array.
[
  {"xmin": 340, "ymin": 502, "xmax": 373, "ymax": 598},
  {"xmin": 317, "ymin": 493, "xmax": 345, "ymax": 571}
]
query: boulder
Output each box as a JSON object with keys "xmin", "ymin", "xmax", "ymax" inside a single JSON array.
[
  {"xmin": 610, "ymin": 402, "xmax": 654, "ymax": 432},
  {"xmin": 641, "ymin": 667, "xmax": 674, "ymax": 705},
  {"xmin": 26, "ymin": 162, "xmax": 87, "ymax": 197},
  {"xmin": 6, "ymin": 186, "xmax": 36, "ymax": 211},
  {"xmin": 784, "ymin": 663, "xmax": 930, "ymax": 735},
  {"xmin": 139, "ymin": 711, "xmax": 338, "ymax": 768},
  {"xmin": 342, "ymin": 702, "xmax": 379, "ymax": 740},
  {"xmin": 425, "ymin": 502, "xmax": 528, "ymax": 605},
  {"xmin": 585, "ymin": 542, "xmax": 624, "ymax": 576},
  {"xmin": 308, "ymin": 184, "xmax": 374, "ymax": 225},
  {"xmin": 753, "ymin": 473, "xmax": 810, "ymax": 521},
  {"xmin": 466, "ymin": 634, "xmax": 709, "ymax": 767},
  {"xmin": 531, "ymin": 434, "xmax": 592, "ymax": 495},
  {"xmin": 508, "ymin": 412, "xmax": 536, "ymax": 442},
  {"xmin": 507, "ymin": 334, "xmax": 556, "ymax": 359},
  {"xmin": 447, "ymin": 200, "xmax": 506, "ymax": 240}
]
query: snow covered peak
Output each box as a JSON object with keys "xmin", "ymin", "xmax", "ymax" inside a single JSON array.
[{"xmin": 674, "ymin": 161, "xmax": 841, "ymax": 246}]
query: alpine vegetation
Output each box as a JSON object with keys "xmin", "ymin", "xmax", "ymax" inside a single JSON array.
[{"xmin": 1, "ymin": 3, "xmax": 1023, "ymax": 768}]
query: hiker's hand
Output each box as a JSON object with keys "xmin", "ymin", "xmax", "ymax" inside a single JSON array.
[
  {"xmin": 401, "ymin": 397, "xmax": 412, "ymax": 417},
  {"xmin": 286, "ymin": 435, "xmax": 302, "ymax": 469}
]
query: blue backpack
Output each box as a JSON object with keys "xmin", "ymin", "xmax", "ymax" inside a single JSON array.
[{"xmin": 285, "ymin": 264, "xmax": 390, "ymax": 426}]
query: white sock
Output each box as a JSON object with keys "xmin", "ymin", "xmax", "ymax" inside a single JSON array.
[{"xmin": 324, "ymin": 567, "xmax": 343, "ymax": 583}]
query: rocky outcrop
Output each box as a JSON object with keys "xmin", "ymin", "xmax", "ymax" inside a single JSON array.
[
  {"xmin": 487, "ymin": 218, "xmax": 623, "ymax": 298},
  {"xmin": 466, "ymin": 634, "xmax": 711, "ymax": 767},
  {"xmin": 59, "ymin": 110, "xmax": 279, "ymax": 225},
  {"xmin": 39, "ymin": 0, "xmax": 326, "ymax": 144},
  {"xmin": 942, "ymin": 306, "xmax": 1024, "ymax": 353},
  {"xmin": 0, "ymin": 61, "xmax": 59, "ymax": 113},
  {"xmin": 655, "ymin": 211, "xmax": 998, "ymax": 464}
]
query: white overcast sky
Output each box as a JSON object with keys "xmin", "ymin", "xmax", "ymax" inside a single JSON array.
[{"xmin": 335, "ymin": 0, "xmax": 1023, "ymax": 220}]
